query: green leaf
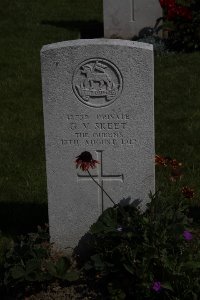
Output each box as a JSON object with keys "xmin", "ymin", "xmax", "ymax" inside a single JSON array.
[
  {"xmin": 46, "ymin": 261, "xmax": 57, "ymax": 277},
  {"xmin": 84, "ymin": 261, "xmax": 93, "ymax": 271},
  {"xmin": 25, "ymin": 258, "xmax": 41, "ymax": 274},
  {"xmin": 48, "ymin": 257, "xmax": 70, "ymax": 278},
  {"xmin": 47, "ymin": 257, "xmax": 77, "ymax": 281},
  {"xmin": 90, "ymin": 207, "xmax": 118, "ymax": 234},
  {"xmin": 55, "ymin": 257, "xmax": 71, "ymax": 276},
  {"xmin": 161, "ymin": 282, "xmax": 174, "ymax": 292},
  {"xmin": 123, "ymin": 263, "xmax": 135, "ymax": 275},
  {"xmin": 34, "ymin": 247, "xmax": 49, "ymax": 258},
  {"xmin": 91, "ymin": 254, "xmax": 105, "ymax": 271},
  {"xmin": 108, "ymin": 283, "xmax": 126, "ymax": 300},
  {"xmin": 191, "ymin": 291, "xmax": 198, "ymax": 300},
  {"xmin": 10, "ymin": 265, "xmax": 25, "ymax": 279},
  {"xmin": 63, "ymin": 270, "xmax": 79, "ymax": 282},
  {"xmin": 182, "ymin": 261, "xmax": 200, "ymax": 270}
]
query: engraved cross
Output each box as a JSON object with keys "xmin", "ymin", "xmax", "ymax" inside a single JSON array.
[
  {"xmin": 131, "ymin": 0, "xmax": 135, "ymax": 21},
  {"xmin": 77, "ymin": 150, "xmax": 124, "ymax": 213}
]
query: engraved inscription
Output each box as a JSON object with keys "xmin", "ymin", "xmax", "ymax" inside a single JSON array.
[
  {"xmin": 73, "ymin": 59, "xmax": 123, "ymax": 108},
  {"xmin": 77, "ymin": 150, "xmax": 124, "ymax": 212},
  {"xmin": 61, "ymin": 112, "xmax": 136, "ymax": 147}
]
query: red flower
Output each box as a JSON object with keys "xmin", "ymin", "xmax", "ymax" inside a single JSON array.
[
  {"xmin": 155, "ymin": 155, "xmax": 168, "ymax": 166},
  {"xmin": 169, "ymin": 158, "xmax": 182, "ymax": 169},
  {"xmin": 156, "ymin": 155, "xmax": 183, "ymax": 181},
  {"xmin": 75, "ymin": 151, "xmax": 99, "ymax": 171},
  {"xmin": 168, "ymin": 158, "xmax": 183, "ymax": 181},
  {"xmin": 155, "ymin": 155, "xmax": 182, "ymax": 168},
  {"xmin": 159, "ymin": 0, "xmax": 192, "ymax": 20},
  {"xmin": 159, "ymin": 0, "xmax": 166, "ymax": 7},
  {"xmin": 169, "ymin": 167, "xmax": 183, "ymax": 181},
  {"xmin": 181, "ymin": 186, "xmax": 195, "ymax": 199}
]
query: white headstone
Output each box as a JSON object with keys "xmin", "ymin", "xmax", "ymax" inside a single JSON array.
[
  {"xmin": 41, "ymin": 39, "xmax": 155, "ymax": 251},
  {"xmin": 103, "ymin": 0, "xmax": 162, "ymax": 39}
]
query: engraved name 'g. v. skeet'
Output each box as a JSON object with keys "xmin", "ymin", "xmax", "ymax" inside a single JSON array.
[{"xmin": 72, "ymin": 58, "xmax": 123, "ymax": 108}]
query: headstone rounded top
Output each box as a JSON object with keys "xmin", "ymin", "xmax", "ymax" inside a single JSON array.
[{"xmin": 41, "ymin": 39, "xmax": 153, "ymax": 53}]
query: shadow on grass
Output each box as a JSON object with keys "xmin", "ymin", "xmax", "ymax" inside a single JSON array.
[
  {"xmin": 0, "ymin": 202, "xmax": 48, "ymax": 235},
  {"xmin": 41, "ymin": 19, "xmax": 104, "ymax": 38}
]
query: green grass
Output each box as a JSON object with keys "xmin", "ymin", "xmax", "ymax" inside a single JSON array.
[
  {"xmin": 155, "ymin": 52, "xmax": 200, "ymax": 202},
  {"xmin": 0, "ymin": 0, "xmax": 200, "ymax": 235}
]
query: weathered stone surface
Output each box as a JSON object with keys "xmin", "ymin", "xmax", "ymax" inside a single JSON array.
[
  {"xmin": 41, "ymin": 39, "xmax": 155, "ymax": 251},
  {"xmin": 103, "ymin": 0, "xmax": 162, "ymax": 39}
]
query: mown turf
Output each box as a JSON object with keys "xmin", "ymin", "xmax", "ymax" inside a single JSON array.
[
  {"xmin": 0, "ymin": 0, "xmax": 103, "ymax": 233},
  {"xmin": 0, "ymin": 0, "xmax": 200, "ymax": 234},
  {"xmin": 155, "ymin": 52, "xmax": 200, "ymax": 203}
]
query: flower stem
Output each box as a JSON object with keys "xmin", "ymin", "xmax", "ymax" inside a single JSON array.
[{"xmin": 87, "ymin": 170, "xmax": 116, "ymax": 206}]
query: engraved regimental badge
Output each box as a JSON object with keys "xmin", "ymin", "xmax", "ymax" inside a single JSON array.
[{"xmin": 72, "ymin": 58, "xmax": 123, "ymax": 108}]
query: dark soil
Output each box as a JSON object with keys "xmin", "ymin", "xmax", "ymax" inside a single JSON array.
[{"xmin": 26, "ymin": 282, "xmax": 102, "ymax": 299}]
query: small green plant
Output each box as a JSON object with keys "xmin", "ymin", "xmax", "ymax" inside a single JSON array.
[
  {"xmin": 75, "ymin": 151, "xmax": 200, "ymax": 299},
  {"xmin": 1, "ymin": 225, "xmax": 79, "ymax": 297},
  {"xmin": 83, "ymin": 195, "xmax": 200, "ymax": 299}
]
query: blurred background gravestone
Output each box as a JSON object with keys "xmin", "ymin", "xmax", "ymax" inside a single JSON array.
[{"xmin": 103, "ymin": 0, "xmax": 162, "ymax": 39}]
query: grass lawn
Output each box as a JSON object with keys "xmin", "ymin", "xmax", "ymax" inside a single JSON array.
[{"xmin": 0, "ymin": 0, "xmax": 200, "ymax": 236}]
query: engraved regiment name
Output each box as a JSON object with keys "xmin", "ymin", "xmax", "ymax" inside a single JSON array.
[
  {"xmin": 72, "ymin": 58, "xmax": 123, "ymax": 108},
  {"xmin": 61, "ymin": 112, "xmax": 136, "ymax": 147}
]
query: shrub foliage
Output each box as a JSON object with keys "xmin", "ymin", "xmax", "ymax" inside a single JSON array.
[
  {"xmin": 83, "ymin": 193, "xmax": 200, "ymax": 299},
  {"xmin": 160, "ymin": 0, "xmax": 200, "ymax": 51}
]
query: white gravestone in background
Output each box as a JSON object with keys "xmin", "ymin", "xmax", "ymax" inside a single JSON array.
[
  {"xmin": 41, "ymin": 39, "xmax": 155, "ymax": 251},
  {"xmin": 104, "ymin": 0, "xmax": 162, "ymax": 39}
]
